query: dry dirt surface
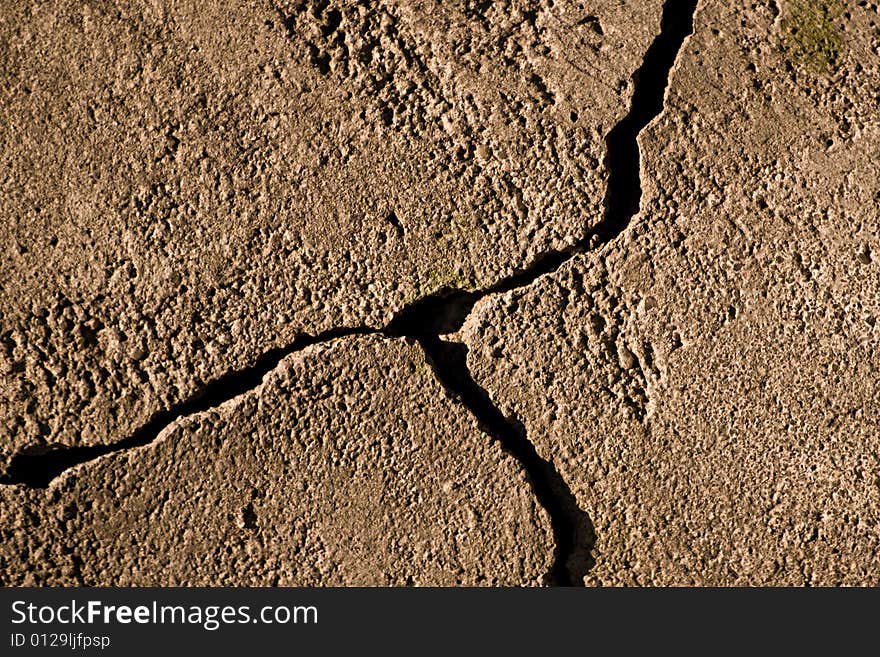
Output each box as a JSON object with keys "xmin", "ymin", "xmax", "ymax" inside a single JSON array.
[{"xmin": 1, "ymin": 0, "xmax": 878, "ymax": 585}]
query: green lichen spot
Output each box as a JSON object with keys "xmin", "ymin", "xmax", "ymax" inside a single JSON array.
[
  {"xmin": 781, "ymin": 0, "xmax": 844, "ymax": 73},
  {"xmin": 404, "ymin": 266, "xmax": 478, "ymax": 305},
  {"xmin": 408, "ymin": 349, "xmax": 428, "ymax": 377},
  {"xmin": 425, "ymin": 267, "xmax": 475, "ymax": 292}
]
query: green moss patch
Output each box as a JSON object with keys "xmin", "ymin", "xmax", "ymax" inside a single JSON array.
[
  {"xmin": 404, "ymin": 267, "xmax": 477, "ymax": 305},
  {"xmin": 781, "ymin": 0, "xmax": 844, "ymax": 73}
]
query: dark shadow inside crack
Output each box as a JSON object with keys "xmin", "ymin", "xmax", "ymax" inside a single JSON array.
[
  {"xmin": 385, "ymin": 243, "xmax": 591, "ymax": 337},
  {"xmin": 384, "ymin": 0, "xmax": 699, "ymax": 584},
  {"xmin": 387, "ymin": 2, "xmax": 697, "ymax": 339},
  {"xmin": 415, "ymin": 335, "xmax": 596, "ymax": 586},
  {"xmin": 600, "ymin": 0, "xmax": 698, "ymax": 243}
]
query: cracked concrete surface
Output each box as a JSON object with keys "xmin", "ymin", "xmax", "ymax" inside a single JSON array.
[
  {"xmin": 0, "ymin": 336, "xmax": 553, "ymax": 585},
  {"xmin": 0, "ymin": 0, "xmax": 662, "ymax": 463},
  {"xmin": 2, "ymin": 0, "xmax": 880, "ymax": 586}
]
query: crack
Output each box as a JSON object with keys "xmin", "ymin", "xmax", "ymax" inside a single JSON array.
[
  {"xmin": 414, "ymin": 335, "xmax": 596, "ymax": 586},
  {"xmin": 0, "ymin": 326, "xmax": 371, "ymax": 488},
  {"xmin": 0, "ymin": 0, "xmax": 697, "ymax": 586},
  {"xmin": 385, "ymin": 0, "xmax": 698, "ymax": 337},
  {"xmin": 602, "ymin": 0, "xmax": 698, "ymax": 240}
]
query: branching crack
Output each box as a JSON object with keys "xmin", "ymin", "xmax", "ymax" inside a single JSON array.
[{"xmin": 1, "ymin": 0, "xmax": 697, "ymax": 587}]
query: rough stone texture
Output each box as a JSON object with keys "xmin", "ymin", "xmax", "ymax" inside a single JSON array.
[
  {"xmin": 3, "ymin": 0, "xmax": 880, "ymax": 588},
  {"xmin": 0, "ymin": 0, "xmax": 663, "ymax": 466},
  {"xmin": 0, "ymin": 335, "xmax": 552, "ymax": 585},
  {"xmin": 459, "ymin": 0, "xmax": 880, "ymax": 584}
]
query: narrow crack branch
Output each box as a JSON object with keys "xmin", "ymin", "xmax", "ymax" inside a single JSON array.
[
  {"xmin": 415, "ymin": 335, "xmax": 596, "ymax": 586},
  {"xmin": 0, "ymin": 327, "xmax": 372, "ymax": 487},
  {"xmin": 387, "ymin": 0, "xmax": 698, "ymax": 337},
  {"xmin": 1, "ymin": 0, "xmax": 697, "ymax": 587}
]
